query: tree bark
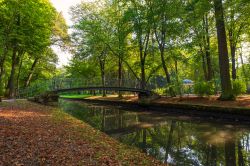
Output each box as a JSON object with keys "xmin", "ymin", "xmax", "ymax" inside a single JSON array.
[
  {"xmin": 239, "ymin": 49, "xmax": 248, "ymax": 87},
  {"xmin": 16, "ymin": 54, "xmax": 24, "ymax": 94},
  {"xmin": 24, "ymin": 58, "xmax": 39, "ymax": 87},
  {"xmin": 213, "ymin": 0, "xmax": 234, "ymax": 100},
  {"xmin": 118, "ymin": 55, "xmax": 123, "ymax": 97},
  {"xmin": 229, "ymin": 29, "xmax": 237, "ymax": 80},
  {"xmin": 200, "ymin": 45, "xmax": 208, "ymax": 81},
  {"xmin": 98, "ymin": 49, "xmax": 107, "ymax": 97},
  {"xmin": 138, "ymin": 30, "xmax": 150, "ymax": 90},
  {"xmin": 6, "ymin": 47, "xmax": 18, "ymax": 98},
  {"xmin": 203, "ymin": 14, "xmax": 213, "ymax": 81},
  {"xmin": 0, "ymin": 45, "xmax": 8, "ymax": 96}
]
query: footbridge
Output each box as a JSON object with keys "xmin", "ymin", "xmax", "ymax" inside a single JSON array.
[{"xmin": 18, "ymin": 77, "xmax": 159, "ymax": 102}]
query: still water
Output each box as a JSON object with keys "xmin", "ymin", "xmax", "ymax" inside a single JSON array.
[{"xmin": 59, "ymin": 99, "xmax": 250, "ymax": 166}]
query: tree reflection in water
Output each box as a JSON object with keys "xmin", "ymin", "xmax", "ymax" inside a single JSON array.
[{"xmin": 60, "ymin": 100, "xmax": 250, "ymax": 166}]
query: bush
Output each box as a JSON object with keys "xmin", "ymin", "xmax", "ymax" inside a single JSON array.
[
  {"xmin": 232, "ymin": 80, "xmax": 246, "ymax": 96},
  {"xmin": 194, "ymin": 81, "xmax": 214, "ymax": 97},
  {"xmin": 153, "ymin": 88, "xmax": 167, "ymax": 95}
]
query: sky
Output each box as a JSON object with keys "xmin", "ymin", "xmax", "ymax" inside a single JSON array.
[{"xmin": 50, "ymin": 0, "xmax": 83, "ymax": 68}]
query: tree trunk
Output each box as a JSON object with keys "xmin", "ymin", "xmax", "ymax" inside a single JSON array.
[
  {"xmin": 160, "ymin": 48, "xmax": 175, "ymax": 97},
  {"xmin": 140, "ymin": 55, "xmax": 146, "ymax": 90},
  {"xmin": 16, "ymin": 55, "xmax": 24, "ymax": 95},
  {"xmin": 99, "ymin": 56, "xmax": 106, "ymax": 97},
  {"xmin": 118, "ymin": 57, "xmax": 122, "ymax": 97},
  {"xmin": 200, "ymin": 47, "xmax": 208, "ymax": 81},
  {"xmin": 239, "ymin": 49, "xmax": 248, "ymax": 87},
  {"xmin": 138, "ymin": 31, "xmax": 150, "ymax": 90},
  {"xmin": 204, "ymin": 14, "xmax": 213, "ymax": 81},
  {"xmin": 0, "ymin": 45, "xmax": 8, "ymax": 96},
  {"xmin": 230, "ymin": 44, "xmax": 236, "ymax": 80},
  {"xmin": 25, "ymin": 58, "xmax": 39, "ymax": 87},
  {"xmin": 6, "ymin": 47, "xmax": 18, "ymax": 98},
  {"xmin": 213, "ymin": 0, "xmax": 234, "ymax": 100},
  {"xmin": 229, "ymin": 29, "xmax": 237, "ymax": 80},
  {"xmin": 100, "ymin": 65, "xmax": 106, "ymax": 97}
]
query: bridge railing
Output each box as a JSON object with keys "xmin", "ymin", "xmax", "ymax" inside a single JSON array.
[
  {"xmin": 17, "ymin": 77, "xmax": 146, "ymax": 98},
  {"xmin": 16, "ymin": 75, "xmax": 173, "ymax": 98}
]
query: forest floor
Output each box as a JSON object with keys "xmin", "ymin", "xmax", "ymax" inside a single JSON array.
[
  {"xmin": 0, "ymin": 100, "xmax": 163, "ymax": 166},
  {"xmin": 87, "ymin": 95, "xmax": 250, "ymax": 109}
]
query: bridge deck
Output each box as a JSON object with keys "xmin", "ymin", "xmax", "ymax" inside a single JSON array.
[{"xmin": 52, "ymin": 86, "xmax": 153, "ymax": 96}]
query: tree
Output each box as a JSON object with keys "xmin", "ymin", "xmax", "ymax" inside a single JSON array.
[
  {"xmin": 0, "ymin": 0, "xmax": 66, "ymax": 98},
  {"xmin": 213, "ymin": 0, "xmax": 234, "ymax": 100},
  {"xmin": 225, "ymin": 0, "xmax": 250, "ymax": 80}
]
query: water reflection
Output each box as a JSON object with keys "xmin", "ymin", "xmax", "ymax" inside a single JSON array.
[{"xmin": 59, "ymin": 100, "xmax": 250, "ymax": 166}]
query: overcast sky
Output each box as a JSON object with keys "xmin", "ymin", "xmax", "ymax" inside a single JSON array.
[{"xmin": 50, "ymin": 0, "xmax": 84, "ymax": 68}]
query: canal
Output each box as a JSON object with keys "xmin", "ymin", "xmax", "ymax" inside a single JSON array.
[{"xmin": 59, "ymin": 99, "xmax": 250, "ymax": 166}]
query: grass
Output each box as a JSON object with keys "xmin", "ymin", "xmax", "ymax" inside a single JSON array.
[{"xmin": 59, "ymin": 94, "xmax": 92, "ymax": 99}]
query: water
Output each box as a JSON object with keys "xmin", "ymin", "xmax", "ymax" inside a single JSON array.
[{"xmin": 59, "ymin": 99, "xmax": 250, "ymax": 166}]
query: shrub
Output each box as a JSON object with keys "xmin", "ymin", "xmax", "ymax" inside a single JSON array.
[
  {"xmin": 194, "ymin": 81, "xmax": 214, "ymax": 97},
  {"xmin": 232, "ymin": 79, "xmax": 246, "ymax": 96},
  {"xmin": 153, "ymin": 88, "xmax": 167, "ymax": 95}
]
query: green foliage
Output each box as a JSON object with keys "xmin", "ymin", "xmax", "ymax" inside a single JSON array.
[
  {"xmin": 232, "ymin": 79, "xmax": 247, "ymax": 96},
  {"xmin": 194, "ymin": 81, "xmax": 215, "ymax": 97},
  {"xmin": 60, "ymin": 94, "xmax": 92, "ymax": 99},
  {"xmin": 153, "ymin": 88, "xmax": 167, "ymax": 95}
]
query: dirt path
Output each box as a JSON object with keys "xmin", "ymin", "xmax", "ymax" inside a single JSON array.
[{"xmin": 0, "ymin": 100, "xmax": 162, "ymax": 166}]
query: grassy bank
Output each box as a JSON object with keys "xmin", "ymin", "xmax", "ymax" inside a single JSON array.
[
  {"xmin": 0, "ymin": 100, "xmax": 162, "ymax": 165},
  {"xmin": 60, "ymin": 94, "xmax": 92, "ymax": 99}
]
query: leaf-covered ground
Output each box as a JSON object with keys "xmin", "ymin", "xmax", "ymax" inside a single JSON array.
[{"xmin": 0, "ymin": 100, "xmax": 163, "ymax": 166}]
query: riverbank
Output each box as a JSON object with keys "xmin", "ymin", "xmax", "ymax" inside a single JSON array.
[
  {"xmin": 63, "ymin": 95, "xmax": 250, "ymax": 121},
  {"xmin": 0, "ymin": 100, "xmax": 163, "ymax": 165}
]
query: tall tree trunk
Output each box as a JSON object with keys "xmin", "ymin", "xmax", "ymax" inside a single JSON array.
[
  {"xmin": 200, "ymin": 46, "xmax": 208, "ymax": 81},
  {"xmin": 230, "ymin": 44, "xmax": 236, "ymax": 80},
  {"xmin": 99, "ymin": 54, "xmax": 106, "ymax": 97},
  {"xmin": 7, "ymin": 47, "xmax": 18, "ymax": 98},
  {"xmin": 204, "ymin": 14, "xmax": 213, "ymax": 81},
  {"xmin": 140, "ymin": 54, "xmax": 146, "ymax": 90},
  {"xmin": 213, "ymin": 0, "xmax": 234, "ymax": 100},
  {"xmin": 16, "ymin": 55, "xmax": 24, "ymax": 95},
  {"xmin": 239, "ymin": 49, "xmax": 248, "ymax": 87},
  {"xmin": 229, "ymin": 28, "xmax": 237, "ymax": 80},
  {"xmin": 100, "ymin": 63, "xmax": 106, "ymax": 97},
  {"xmin": 0, "ymin": 45, "xmax": 8, "ymax": 96},
  {"xmin": 160, "ymin": 48, "xmax": 175, "ymax": 97},
  {"xmin": 25, "ymin": 58, "xmax": 39, "ymax": 87},
  {"xmin": 138, "ymin": 31, "xmax": 150, "ymax": 90},
  {"xmin": 118, "ymin": 56, "xmax": 123, "ymax": 97}
]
